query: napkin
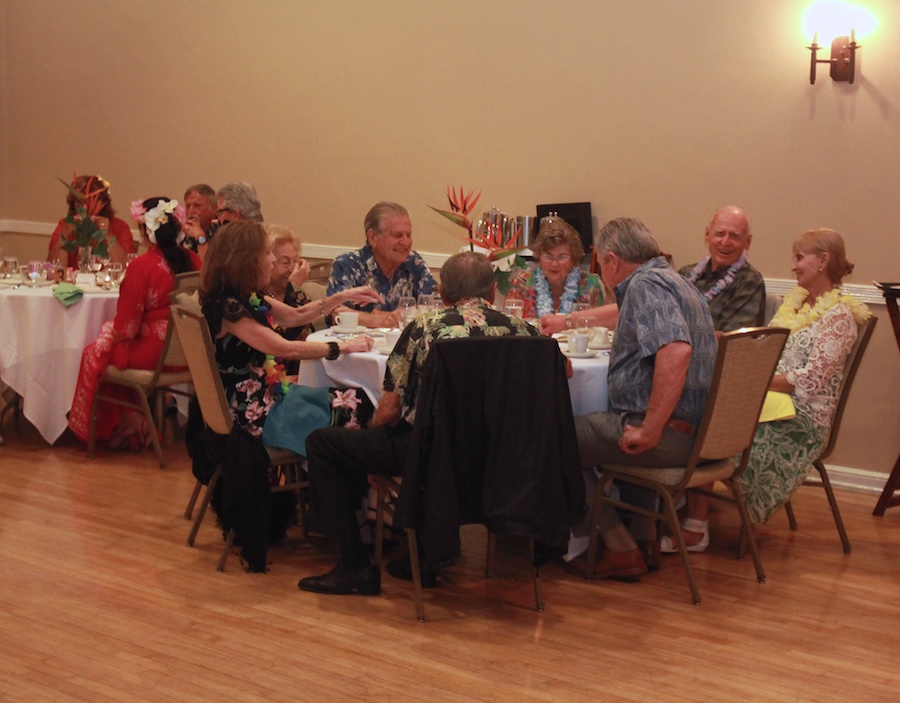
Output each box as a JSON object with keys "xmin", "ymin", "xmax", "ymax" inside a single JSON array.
[
  {"xmin": 52, "ymin": 283, "xmax": 84, "ymax": 307},
  {"xmin": 759, "ymin": 391, "xmax": 796, "ymax": 423}
]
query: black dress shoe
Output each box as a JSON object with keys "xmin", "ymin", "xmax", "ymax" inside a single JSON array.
[
  {"xmin": 386, "ymin": 554, "xmax": 437, "ymax": 588},
  {"xmin": 298, "ymin": 563, "xmax": 381, "ymax": 595},
  {"xmin": 637, "ymin": 540, "xmax": 662, "ymax": 573}
]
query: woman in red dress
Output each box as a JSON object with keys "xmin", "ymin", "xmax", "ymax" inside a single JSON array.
[
  {"xmin": 68, "ymin": 196, "xmax": 202, "ymax": 449},
  {"xmin": 47, "ymin": 174, "xmax": 137, "ymax": 268}
]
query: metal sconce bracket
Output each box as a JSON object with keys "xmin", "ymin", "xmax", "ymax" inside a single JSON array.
[{"xmin": 808, "ymin": 35, "xmax": 859, "ymax": 84}]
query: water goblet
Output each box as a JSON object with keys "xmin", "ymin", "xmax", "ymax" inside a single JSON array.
[
  {"xmin": 504, "ymin": 298, "xmax": 525, "ymax": 319},
  {"xmin": 397, "ymin": 296, "xmax": 417, "ymax": 327},
  {"xmin": 89, "ymin": 255, "xmax": 104, "ymax": 274},
  {"xmin": 107, "ymin": 262, "xmax": 123, "ymax": 287},
  {"xmin": 26, "ymin": 261, "xmax": 43, "ymax": 288},
  {"xmin": 3, "ymin": 256, "xmax": 19, "ymax": 280}
]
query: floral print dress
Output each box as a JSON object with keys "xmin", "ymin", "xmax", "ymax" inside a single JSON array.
[
  {"xmin": 202, "ymin": 291, "xmax": 372, "ymax": 454},
  {"xmin": 736, "ymin": 287, "xmax": 870, "ymax": 523}
]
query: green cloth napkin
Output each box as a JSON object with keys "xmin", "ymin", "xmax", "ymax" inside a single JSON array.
[{"xmin": 52, "ymin": 282, "xmax": 84, "ymax": 307}]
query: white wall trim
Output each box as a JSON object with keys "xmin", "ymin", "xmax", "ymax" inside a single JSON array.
[
  {"xmin": 821, "ymin": 464, "xmax": 891, "ymax": 495},
  {"xmin": 0, "ymin": 218, "xmax": 886, "ymax": 304}
]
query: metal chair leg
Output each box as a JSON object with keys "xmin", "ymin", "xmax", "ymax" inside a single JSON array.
[{"xmin": 814, "ymin": 461, "xmax": 851, "ymax": 554}]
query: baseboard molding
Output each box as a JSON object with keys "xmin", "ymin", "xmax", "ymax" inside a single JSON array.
[{"xmin": 819, "ymin": 464, "xmax": 889, "ymax": 495}]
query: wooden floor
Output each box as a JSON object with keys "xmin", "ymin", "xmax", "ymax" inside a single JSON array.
[{"xmin": 2, "ymin": 420, "xmax": 899, "ymax": 703}]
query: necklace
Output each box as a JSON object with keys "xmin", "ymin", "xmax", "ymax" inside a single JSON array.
[
  {"xmin": 248, "ymin": 292, "xmax": 290, "ymax": 396},
  {"xmin": 771, "ymin": 286, "xmax": 871, "ymax": 332},
  {"xmin": 534, "ymin": 268, "xmax": 581, "ymax": 316},
  {"xmin": 687, "ymin": 253, "xmax": 747, "ymax": 300}
]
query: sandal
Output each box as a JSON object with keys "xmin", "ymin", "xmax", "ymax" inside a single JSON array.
[{"xmin": 660, "ymin": 518, "xmax": 710, "ymax": 553}]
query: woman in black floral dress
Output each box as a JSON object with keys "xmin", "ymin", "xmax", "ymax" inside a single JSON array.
[{"xmin": 200, "ymin": 221, "xmax": 381, "ymax": 451}]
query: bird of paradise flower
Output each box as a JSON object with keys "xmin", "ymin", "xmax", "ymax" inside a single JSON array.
[{"xmin": 428, "ymin": 185, "xmax": 527, "ymax": 294}]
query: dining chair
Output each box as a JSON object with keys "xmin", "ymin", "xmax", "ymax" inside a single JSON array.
[
  {"xmin": 781, "ymin": 316, "xmax": 877, "ymax": 553},
  {"xmin": 584, "ymin": 326, "xmax": 790, "ymax": 605},
  {"xmin": 170, "ymin": 304, "xmax": 308, "ymax": 570},
  {"xmin": 387, "ymin": 335, "xmax": 584, "ymax": 621},
  {"xmin": 87, "ymin": 308, "xmax": 194, "ymax": 468}
]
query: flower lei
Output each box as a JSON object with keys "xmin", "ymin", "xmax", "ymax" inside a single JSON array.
[
  {"xmin": 130, "ymin": 198, "xmax": 187, "ymax": 245},
  {"xmin": 249, "ymin": 292, "xmax": 291, "ymax": 397},
  {"xmin": 687, "ymin": 253, "xmax": 747, "ymax": 301},
  {"xmin": 771, "ymin": 286, "xmax": 872, "ymax": 332},
  {"xmin": 533, "ymin": 267, "xmax": 581, "ymax": 316}
]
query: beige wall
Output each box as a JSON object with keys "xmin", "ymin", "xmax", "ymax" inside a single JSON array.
[{"xmin": 1, "ymin": 0, "xmax": 898, "ymax": 476}]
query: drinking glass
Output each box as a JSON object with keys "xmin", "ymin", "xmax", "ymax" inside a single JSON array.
[
  {"xmin": 107, "ymin": 262, "xmax": 123, "ymax": 287},
  {"xmin": 418, "ymin": 293, "xmax": 439, "ymax": 311},
  {"xmin": 504, "ymin": 298, "xmax": 525, "ymax": 318},
  {"xmin": 89, "ymin": 255, "xmax": 104, "ymax": 274},
  {"xmin": 3, "ymin": 256, "xmax": 19, "ymax": 280},
  {"xmin": 125, "ymin": 253, "xmax": 138, "ymax": 269},
  {"xmin": 397, "ymin": 296, "xmax": 417, "ymax": 326},
  {"xmin": 26, "ymin": 261, "xmax": 43, "ymax": 288}
]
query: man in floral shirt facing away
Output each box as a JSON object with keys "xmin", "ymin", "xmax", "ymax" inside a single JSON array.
[
  {"xmin": 300, "ymin": 251, "xmax": 536, "ymax": 596},
  {"xmin": 327, "ymin": 201, "xmax": 436, "ymax": 328}
]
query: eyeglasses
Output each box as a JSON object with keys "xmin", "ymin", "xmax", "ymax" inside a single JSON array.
[
  {"xmin": 276, "ymin": 256, "xmax": 301, "ymax": 267},
  {"xmin": 216, "ymin": 208, "xmax": 235, "ymax": 216},
  {"xmin": 540, "ymin": 253, "xmax": 572, "ymax": 264}
]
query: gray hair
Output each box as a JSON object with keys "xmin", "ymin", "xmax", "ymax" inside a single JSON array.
[
  {"xmin": 217, "ymin": 181, "xmax": 263, "ymax": 222},
  {"xmin": 439, "ymin": 251, "xmax": 494, "ymax": 303},
  {"xmin": 183, "ymin": 183, "xmax": 216, "ymax": 206},
  {"xmin": 595, "ymin": 217, "xmax": 661, "ymax": 264},
  {"xmin": 364, "ymin": 201, "xmax": 409, "ymax": 240}
]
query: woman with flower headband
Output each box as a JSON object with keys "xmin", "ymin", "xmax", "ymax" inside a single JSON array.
[
  {"xmin": 68, "ymin": 197, "xmax": 202, "ymax": 449},
  {"xmin": 661, "ymin": 228, "xmax": 871, "ymax": 553},
  {"xmin": 199, "ymin": 220, "xmax": 382, "ymax": 455},
  {"xmin": 47, "ymin": 174, "xmax": 137, "ymax": 268},
  {"xmin": 506, "ymin": 218, "xmax": 603, "ymax": 322}
]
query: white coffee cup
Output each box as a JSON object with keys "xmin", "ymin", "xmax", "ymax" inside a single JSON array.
[
  {"xmin": 336, "ymin": 311, "xmax": 359, "ymax": 330},
  {"xmin": 384, "ymin": 328, "xmax": 402, "ymax": 350},
  {"xmin": 570, "ymin": 332, "xmax": 590, "ymax": 354},
  {"xmin": 595, "ymin": 326, "xmax": 610, "ymax": 345}
]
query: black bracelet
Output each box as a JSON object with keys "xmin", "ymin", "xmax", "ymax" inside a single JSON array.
[{"xmin": 325, "ymin": 341, "xmax": 340, "ymax": 360}]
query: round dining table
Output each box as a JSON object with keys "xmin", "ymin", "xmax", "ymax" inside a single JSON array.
[
  {"xmin": 298, "ymin": 327, "xmax": 610, "ymax": 416},
  {"xmin": 0, "ymin": 281, "xmax": 119, "ymax": 443}
]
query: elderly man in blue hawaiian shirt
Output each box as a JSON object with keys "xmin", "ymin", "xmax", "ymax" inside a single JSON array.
[{"xmin": 327, "ymin": 201, "xmax": 437, "ymax": 328}]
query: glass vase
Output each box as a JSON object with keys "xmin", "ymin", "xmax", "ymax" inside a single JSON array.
[{"xmin": 78, "ymin": 246, "xmax": 92, "ymax": 273}]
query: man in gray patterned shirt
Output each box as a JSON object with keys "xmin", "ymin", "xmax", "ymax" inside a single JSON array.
[{"xmin": 568, "ymin": 217, "xmax": 717, "ymax": 580}]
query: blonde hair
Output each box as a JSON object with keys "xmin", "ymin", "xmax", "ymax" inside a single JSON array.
[
  {"xmin": 267, "ymin": 223, "xmax": 301, "ymax": 252},
  {"xmin": 200, "ymin": 221, "xmax": 270, "ymax": 302},
  {"xmin": 793, "ymin": 228, "xmax": 855, "ymax": 284}
]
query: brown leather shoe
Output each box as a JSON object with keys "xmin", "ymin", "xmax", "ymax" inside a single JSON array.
[
  {"xmin": 637, "ymin": 540, "xmax": 662, "ymax": 573},
  {"xmin": 566, "ymin": 547, "xmax": 648, "ymax": 581}
]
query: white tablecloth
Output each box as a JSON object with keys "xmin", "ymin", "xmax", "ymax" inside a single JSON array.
[
  {"xmin": 298, "ymin": 328, "xmax": 609, "ymax": 416},
  {"xmin": 0, "ymin": 283, "xmax": 119, "ymax": 443}
]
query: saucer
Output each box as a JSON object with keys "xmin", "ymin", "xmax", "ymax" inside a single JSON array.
[
  {"xmin": 588, "ymin": 341, "xmax": 612, "ymax": 350},
  {"xmin": 331, "ymin": 325, "xmax": 367, "ymax": 335},
  {"xmin": 564, "ymin": 350, "xmax": 598, "ymax": 359},
  {"xmin": 375, "ymin": 345, "xmax": 392, "ymax": 355}
]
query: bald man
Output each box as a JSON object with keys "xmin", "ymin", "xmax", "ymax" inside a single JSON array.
[{"xmin": 679, "ymin": 206, "xmax": 766, "ymax": 334}]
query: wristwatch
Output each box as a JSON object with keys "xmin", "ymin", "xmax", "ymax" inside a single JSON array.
[{"xmin": 325, "ymin": 341, "xmax": 340, "ymax": 360}]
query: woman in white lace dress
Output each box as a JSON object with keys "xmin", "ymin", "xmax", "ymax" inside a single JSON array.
[{"xmin": 662, "ymin": 228, "xmax": 871, "ymax": 551}]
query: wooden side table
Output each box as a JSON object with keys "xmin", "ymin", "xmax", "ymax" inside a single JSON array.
[{"xmin": 872, "ymin": 282, "xmax": 900, "ymax": 516}]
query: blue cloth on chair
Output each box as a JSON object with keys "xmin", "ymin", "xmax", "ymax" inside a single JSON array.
[{"xmin": 262, "ymin": 385, "xmax": 333, "ymax": 456}]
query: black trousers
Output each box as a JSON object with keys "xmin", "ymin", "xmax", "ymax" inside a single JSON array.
[{"xmin": 306, "ymin": 421, "xmax": 413, "ymax": 541}]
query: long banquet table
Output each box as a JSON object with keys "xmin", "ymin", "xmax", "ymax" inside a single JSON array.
[
  {"xmin": 298, "ymin": 328, "xmax": 610, "ymax": 416},
  {"xmin": 0, "ymin": 282, "xmax": 119, "ymax": 443}
]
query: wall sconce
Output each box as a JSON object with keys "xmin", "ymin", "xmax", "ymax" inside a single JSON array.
[{"xmin": 808, "ymin": 31, "xmax": 859, "ymax": 84}]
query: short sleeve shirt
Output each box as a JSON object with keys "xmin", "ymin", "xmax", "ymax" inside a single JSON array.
[
  {"xmin": 609, "ymin": 257, "xmax": 717, "ymax": 426},
  {"xmin": 678, "ymin": 260, "xmax": 766, "ymax": 332},
  {"xmin": 327, "ymin": 244, "xmax": 437, "ymax": 312},
  {"xmin": 383, "ymin": 297, "xmax": 538, "ymax": 424}
]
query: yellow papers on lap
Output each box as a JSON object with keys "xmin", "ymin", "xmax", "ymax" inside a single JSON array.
[{"xmin": 759, "ymin": 391, "xmax": 796, "ymax": 423}]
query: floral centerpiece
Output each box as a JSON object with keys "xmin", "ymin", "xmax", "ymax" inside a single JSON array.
[
  {"xmin": 428, "ymin": 185, "xmax": 527, "ymax": 295},
  {"xmin": 56, "ymin": 173, "xmax": 113, "ymax": 264}
]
